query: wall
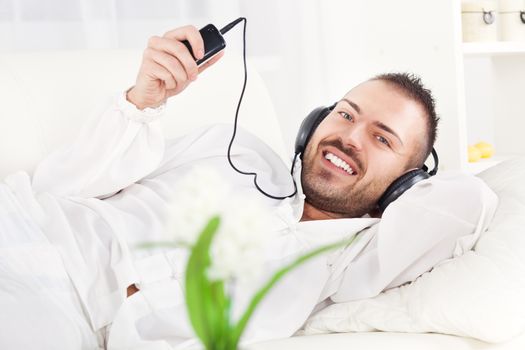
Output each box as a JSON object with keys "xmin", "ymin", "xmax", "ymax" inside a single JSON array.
[{"xmin": 0, "ymin": 0, "xmax": 468, "ymax": 169}]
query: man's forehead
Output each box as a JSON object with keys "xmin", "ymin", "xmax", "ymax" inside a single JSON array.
[
  {"xmin": 340, "ymin": 80, "xmax": 419, "ymax": 116},
  {"xmin": 342, "ymin": 79, "xmax": 393, "ymax": 101}
]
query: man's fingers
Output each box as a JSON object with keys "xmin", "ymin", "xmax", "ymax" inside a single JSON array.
[
  {"xmin": 144, "ymin": 61, "xmax": 177, "ymax": 90},
  {"xmin": 163, "ymin": 25, "xmax": 204, "ymax": 60},
  {"xmin": 166, "ymin": 80, "xmax": 190, "ymax": 98},
  {"xmin": 198, "ymin": 51, "xmax": 225, "ymax": 74},
  {"xmin": 146, "ymin": 48, "xmax": 189, "ymax": 86},
  {"xmin": 148, "ymin": 36, "xmax": 198, "ymax": 81},
  {"xmin": 168, "ymin": 41, "xmax": 199, "ymax": 80}
]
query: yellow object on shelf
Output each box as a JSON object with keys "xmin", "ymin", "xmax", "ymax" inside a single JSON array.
[
  {"xmin": 468, "ymin": 145, "xmax": 482, "ymax": 162},
  {"xmin": 468, "ymin": 146, "xmax": 481, "ymax": 163},
  {"xmin": 474, "ymin": 141, "xmax": 494, "ymax": 158}
]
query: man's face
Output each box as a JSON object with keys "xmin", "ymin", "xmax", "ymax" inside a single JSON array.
[{"xmin": 301, "ymin": 79, "xmax": 427, "ymax": 218}]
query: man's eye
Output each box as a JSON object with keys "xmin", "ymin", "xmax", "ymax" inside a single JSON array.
[
  {"xmin": 376, "ymin": 135, "xmax": 390, "ymax": 147},
  {"xmin": 338, "ymin": 111, "xmax": 353, "ymax": 121}
]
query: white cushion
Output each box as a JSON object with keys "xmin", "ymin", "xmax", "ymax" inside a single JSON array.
[
  {"xmin": 0, "ymin": 50, "xmax": 287, "ymax": 180},
  {"xmin": 247, "ymin": 332, "xmax": 525, "ymax": 350},
  {"xmin": 302, "ymin": 157, "xmax": 525, "ymax": 343}
]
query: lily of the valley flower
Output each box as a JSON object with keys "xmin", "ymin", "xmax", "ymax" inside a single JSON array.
[
  {"xmin": 166, "ymin": 165, "xmax": 271, "ymax": 282},
  {"xmin": 165, "ymin": 166, "xmax": 229, "ymax": 245},
  {"xmin": 208, "ymin": 194, "xmax": 271, "ymax": 283}
]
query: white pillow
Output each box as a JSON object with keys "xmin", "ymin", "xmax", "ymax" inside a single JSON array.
[{"xmin": 302, "ymin": 157, "xmax": 525, "ymax": 343}]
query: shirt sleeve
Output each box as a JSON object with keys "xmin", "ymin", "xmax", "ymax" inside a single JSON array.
[
  {"xmin": 331, "ymin": 171, "xmax": 498, "ymax": 302},
  {"xmin": 31, "ymin": 92, "xmax": 166, "ymax": 199}
]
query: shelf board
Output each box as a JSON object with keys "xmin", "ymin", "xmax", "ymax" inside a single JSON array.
[
  {"xmin": 467, "ymin": 154, "xmax": 518, "ymax": 174},
  {"xmin": 463, "ymin": 42, "xmax": 525, "ymax": 56}
]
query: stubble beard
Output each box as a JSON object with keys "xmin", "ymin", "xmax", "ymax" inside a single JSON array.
[{"xmin": 300, "ymin": 145, "xmax": 387, "ymax": 218}]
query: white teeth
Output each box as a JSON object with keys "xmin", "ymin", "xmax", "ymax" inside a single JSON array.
[{"xmin": 324, "ymin": 152, "xmax": 354, "ymax": 175}]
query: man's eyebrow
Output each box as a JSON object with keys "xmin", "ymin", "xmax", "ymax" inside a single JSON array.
[
  {"xmin": 373, "ymin": 121, "xmax": 404, "ymax": 146},
  {"xmin": 340, "ymin": 98, "xmax": 361, "ymax": 114}
]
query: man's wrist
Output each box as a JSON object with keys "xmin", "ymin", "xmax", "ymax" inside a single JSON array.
[
  {"xmin": 118, "ymin": 89, "xmax": 165, "ymax": 123},
  {"xmin": 126, "ymin": 87, "xmax": 146, "ymax": 110},
  {"xmin": 126, "ymin": 86, "xmax": 165, "ymax": 110}
]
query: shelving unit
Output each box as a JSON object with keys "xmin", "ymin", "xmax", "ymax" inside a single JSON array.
[
  {"xmin": 463, "ymin": 42, "xmax": 525, "ymax": 56},
  {"xmin": 453, "ymin": 0, "xmax": 525, "ymax": 176},
  {"xmin": 461, "ymin": 39, "xmax": 525, "ymax": 174}
]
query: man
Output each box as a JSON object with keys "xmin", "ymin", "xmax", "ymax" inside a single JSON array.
[{"xmin": 0, "ymin": 25, "xmax": 496, "ymax": 349}]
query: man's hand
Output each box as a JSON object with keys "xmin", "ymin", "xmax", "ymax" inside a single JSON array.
[{"xmin": 127, "ymin": 25, "xmax": 225, "ymax": 110}]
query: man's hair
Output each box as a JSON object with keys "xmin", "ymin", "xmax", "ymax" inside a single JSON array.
[{"xmin": 371, "ymin": 72, "xmax": 439, "ymax": 169}]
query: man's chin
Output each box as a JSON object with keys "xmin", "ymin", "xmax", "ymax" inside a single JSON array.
[
  {"xmin": 302, "ymin": 184, "xmax": 350, "ymax": 214},
  {"xmin": 302, "ymin": 181, "xmax": 379, "ymax": 218}
]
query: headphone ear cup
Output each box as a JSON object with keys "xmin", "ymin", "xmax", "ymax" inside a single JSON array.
[
  {"xmin": 377, "ymin": 169, "xmax": 430, "ymax": 212},
  {"xmin": 295, "ymin": 106, "xmax": 332, "ymax": 157}
]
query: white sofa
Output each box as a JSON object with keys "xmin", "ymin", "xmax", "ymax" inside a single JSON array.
[{"xmin": 1, "ymin": 50, "xmax": 524, "ymax": 350}]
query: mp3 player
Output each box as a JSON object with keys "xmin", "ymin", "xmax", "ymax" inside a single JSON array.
[{"xmin": 182, "ymin": 24, "xmax": 226, "ymax": 66}]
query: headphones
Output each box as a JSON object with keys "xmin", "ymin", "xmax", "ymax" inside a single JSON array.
[{"xmin": 294, "ymin": 104, "xmax": 439, "ymax": 213}]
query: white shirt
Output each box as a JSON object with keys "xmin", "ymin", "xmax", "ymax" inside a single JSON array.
[{"xmin": 0, "ymin": 93, "xmax": 498, "ymax": 350}]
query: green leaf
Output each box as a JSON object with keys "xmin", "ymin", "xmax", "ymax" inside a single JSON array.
[
  {"xmin": 185, "ymin": 216, "xmax": 222, "ymax": 348},
  {"xmin": 230, "ymin": 232, "xmax": 363, "ymax": 346}
]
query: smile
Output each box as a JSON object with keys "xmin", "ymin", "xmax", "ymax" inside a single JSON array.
[{"xmin": 323, "ymin": 152, "xmax": 355, "ymax": 175}]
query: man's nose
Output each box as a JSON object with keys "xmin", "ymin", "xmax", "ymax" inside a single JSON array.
[{"xmin": 340, "ymin": 124, "xmax": 365, "ymax": 152}]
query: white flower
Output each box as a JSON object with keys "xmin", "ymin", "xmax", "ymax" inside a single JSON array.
[
  {"xmin": 164, "ymin": 165, "xmax": 273, "ymax": 282},
  {"xmin": 207, "ymin": 194, "xmax": 271, "ymax": 283},
  {"xmin": 164, "ymin": 166, "xmax": 229, "ymax": 245}
]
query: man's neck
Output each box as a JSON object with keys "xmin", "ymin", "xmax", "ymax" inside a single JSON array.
[{"xmin": 300, "ymin": 201, "xmax": 346, "ymax": 221}]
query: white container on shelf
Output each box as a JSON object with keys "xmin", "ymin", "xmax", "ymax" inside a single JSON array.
[
  {"xmin": 499, "ymin": 0, "xmax": 525, "ymax": 41},
  {"xmin": 462, "ymin": 1, "xmax": 499, "ymax": 42}
]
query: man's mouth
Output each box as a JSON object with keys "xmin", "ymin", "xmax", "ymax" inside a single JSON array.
[{"xmin": 322, "ymin": 151, "xmax": 358, "ymax": 176}]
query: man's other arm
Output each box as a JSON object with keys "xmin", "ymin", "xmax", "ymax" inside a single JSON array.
[{"xmin": 331, "ymin": 172, "xmax": 498, "ymax": 302}]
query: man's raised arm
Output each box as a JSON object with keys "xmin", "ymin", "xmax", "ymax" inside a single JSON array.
[{"xmin": 32, "ymin": 25, "xmax": 224, "ymax": 199}]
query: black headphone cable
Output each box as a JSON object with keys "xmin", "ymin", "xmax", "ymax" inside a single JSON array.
[{"xmin": 222, "ymin": 17, "xmax": 299, "ymax": 200}]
